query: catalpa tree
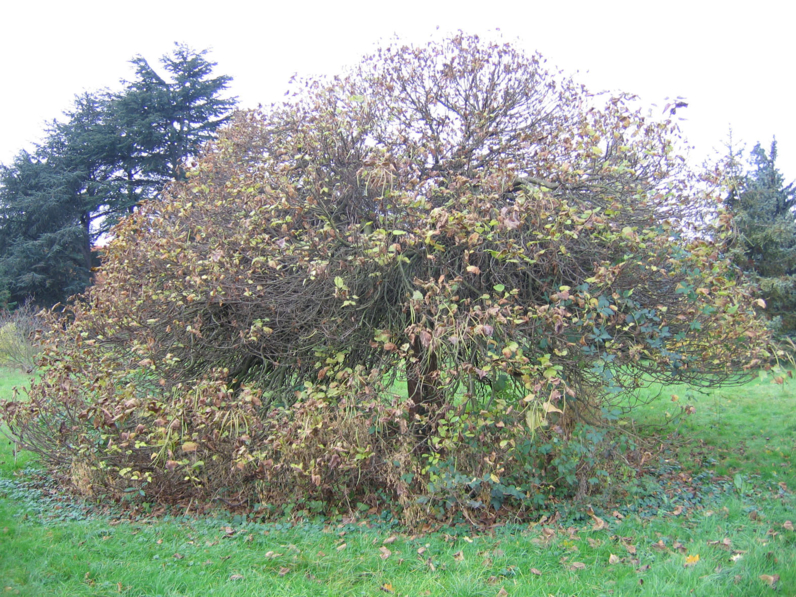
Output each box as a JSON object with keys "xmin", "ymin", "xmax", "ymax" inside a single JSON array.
[{"xmin": 3, "ymin": 35, "xmax": 778, "ymax": 519}]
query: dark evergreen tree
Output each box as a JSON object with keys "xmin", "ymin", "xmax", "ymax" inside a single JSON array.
[
  {"xmin": 0, "ymin": 149, "xmax": 94, "ymax": 307},
  {"xmin": 726, "ymin": 141, "xmax": 796, "ymax": 336},
  {"xmin": 113, "ymin": 44, "xmax": 236, "ymax": 187},
  {"xmin": 0, "ymin": 45, "xmax": 235, "ymax": 307}
]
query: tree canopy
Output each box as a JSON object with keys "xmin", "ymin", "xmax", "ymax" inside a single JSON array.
[
  {"xmin": 0, "ymin": 45, "xmax": 235, "ymax": 308},
  {"xmin": 3, "ymin": 35, "xmax": 779, "ymax": 520},
  {"xmin": 725, "ymin": 141, "xmax": 796, "ymax": 337}
]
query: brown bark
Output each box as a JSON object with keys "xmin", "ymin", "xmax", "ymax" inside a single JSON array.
[{"xmin": 406, "ymin": 335, "xmax": 442, "ymax": 435}]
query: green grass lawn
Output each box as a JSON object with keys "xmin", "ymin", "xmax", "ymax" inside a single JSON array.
[{"xmin": 1, "ymin": 368, "xmax": 794, "ymax": 596}]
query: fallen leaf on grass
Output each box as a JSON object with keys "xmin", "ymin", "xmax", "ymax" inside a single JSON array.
[
  {"xmin": 759, "ymin": 574, "xmax": 779, "ymax": 588},
  {"xmin": 684, "ymin": 554, "xmax": 700, "ymax": 567},
  {"xmin": 229, "ymin": 574, "xmax": 244, "ymax": 581},
  {"xmin": 453, "ymin": 550, "xmax": 465, "ymax": 562},
  {"xmin": 783, "ymin": 520, "xmax": 794, "ymax": 531},
  {"xmin": 530, "ymin": 568, "xmax": 542, "ymax": 576},
  {"xmin": 624, "ymin": 544, "xmax": 637, "ymax": 555},
  {"xmin": 278, "ymin": 567, "xmax": 290, "ymax": 577},
  {"xmin": 707, "ymin": 538, "xmax": 732, "ymax": 550},
  {"xmin": 380, "ymin": 583, "xmax": 395, "ymax": 593},
  {"xmin": 383, "ymin": 535, "xmax": 397, "ymax": 544},
  {"xmin": 463, "ymin": 536, "xmax": 474, "ymax": 543},
  {"xmin": 417, "ymin": 547, "xmax": 427, "ymax": 555},
  {"xmin": 264, "ymin": 551, "xmax": 282, "ymax": 558},
  {"xmin": 173, "ymin": 553, "xmax": 184, "ymax": 560},
  {"xmin": 608, "ymin": 554, "xmax": 621, "ymax": 565},
  {"xmin": 496, "ymin": 588, "xmax": 508, "ymax": 597},
  {"xmin": 336, "ymin": 543, "xmax": 347, "ymax": 551},
  {"xmin": 587, "ymin": 507, "xmax": 608, "ymax": 531},
  {"xmin": 672, "ymin": 541, "xmax": 687, "ymax": 554},
  {"xmin": 379, "ymin": 546, "xmax": 392, "ymax": 560},
  {"xmin": 568, "ymin": 562, "xmax": 586, "ymax": 571},
  {"xmin": 651, "ymin": 540, "xmax": 667, "ymax": 551},
  {"xmin": 672, "ymin": 506, "xmax": 683, "ymax": 516}
]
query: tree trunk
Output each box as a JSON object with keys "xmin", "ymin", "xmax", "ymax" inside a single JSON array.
[{"xmin": 406, "ymin": 335, "xmax": 442, "ymax": 439}]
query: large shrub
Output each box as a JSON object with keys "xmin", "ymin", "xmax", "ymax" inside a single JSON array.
[{"xmin": 2, "ymin": 35, "xmax": 779, "ymax": 521}]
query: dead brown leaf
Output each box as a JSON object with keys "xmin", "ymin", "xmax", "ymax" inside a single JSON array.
[
  {"xmin": 453, "ymin": 550, "xmax": 465, "ymax": 562},
  {"xmin": 651, "ymin": 540, "xmax": 667, "ymax": 551},
  {"xmin": 173, "ymin": 553, "xmax": 184, "ymax": 560},
  {"xmin": 672, "ymin": 505, "xmax": 683, "ymax": 516},
  {"xmin": 783, "ymin": 520, "xmax": 794, "ymax": 531},
  {"xmin": 625, "ymin": 544, "xmax": 637, "ymax": 555},
  {"xmin": 278, "ymin": 567, "xmax": 290, "ymax": 577},
  {"xmin": 379, "ymin": 546, "xmax": 392, "ymax": 560},
  {"xmin": 608, "ymin": 554, "xmax": 620, "ymax": 565},
  {"xmin": 568, "ymin": 562, "xmax": 586, "ymax": 571},
  {"xmin": 672, "ymin": 541, "xmax": 687, "ymax": 554},
  {"xmin": 497, "ymin": 588, "xmax": 508, "ymax": 597},
  {"xmin": 336, "ymin": 543, "xmax": 347, "ymax": 551},
  {"xmin": 383, "ymin": 535, "xmax": 397, "ymax": 544},
  {"xmin": 229, "ymin": 574, "xmax": 244, "ymax": 581},
  {"xmin": 759, "ymin": 574, "xmax": 779, "ymax": 588},
  {"xmin": 530, "ymin": 568, "xmax": 542, "ymax": 576},
  {"xmin": 707, "ymin": 538, "xmax": 732, "ymax": 551},
  {"xmin": 264, "ymin": 551, "xmax": 282, "ymax": 558}
]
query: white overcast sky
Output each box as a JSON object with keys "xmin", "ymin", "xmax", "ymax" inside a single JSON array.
[{"xmin": 2, "ymin": 0, "xmax": 794, "ymax": 181}]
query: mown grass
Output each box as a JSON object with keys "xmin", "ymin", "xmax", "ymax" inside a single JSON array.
[{"xmin": 1, "ymin": 368, "xmax": 794, "ymax": 596}]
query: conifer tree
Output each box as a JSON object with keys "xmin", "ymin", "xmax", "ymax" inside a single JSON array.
[
  {"xmin": 726, "ymin": 141, "xmax": 796, "ymax": 336},
  {"xmin": 0, "ymin": 45, "xmax": 235, "ymax": 307}
]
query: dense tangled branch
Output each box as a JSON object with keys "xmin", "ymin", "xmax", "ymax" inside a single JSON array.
[{"xmin": 1, "ymin": 34, "xmax": 779, "ymax": 520}]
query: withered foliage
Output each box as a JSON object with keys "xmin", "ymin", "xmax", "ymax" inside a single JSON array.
[{"xmin": 1, "ymin": 35, "xmax": 779, "ymax": 521}]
